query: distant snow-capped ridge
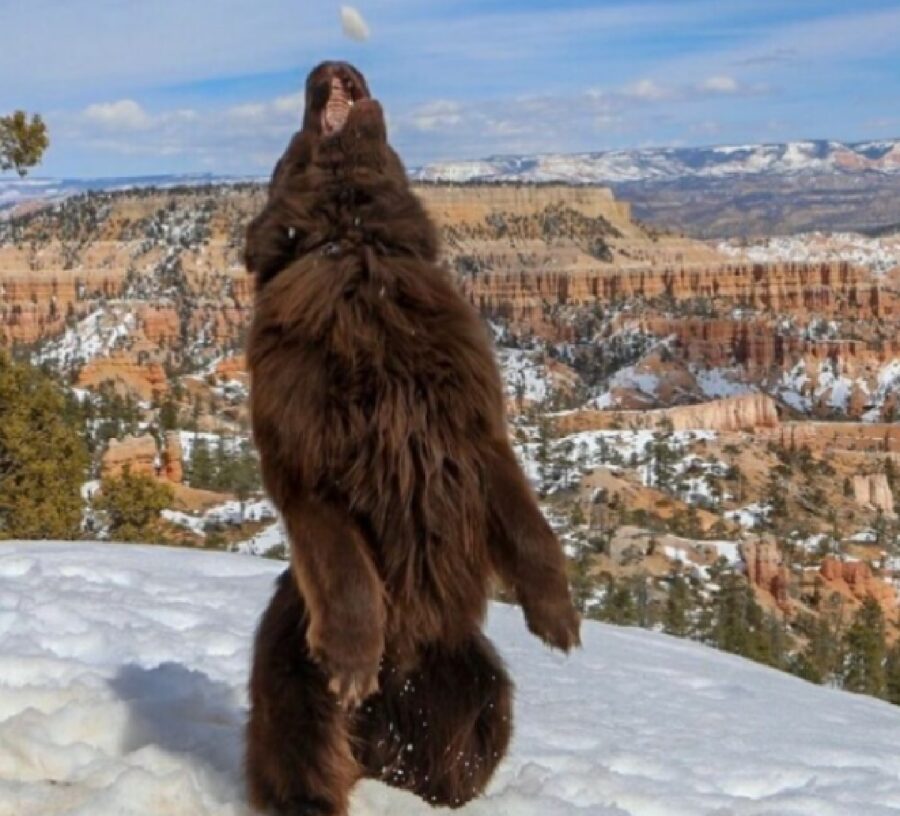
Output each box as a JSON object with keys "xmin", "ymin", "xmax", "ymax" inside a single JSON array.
[
  {"xmin": 0, "ymin": 173, "xmax": 262, "ymax": 214},
  {"xmin": 412, "ymin": 139, "xmax": 900, "ymax": 184}
]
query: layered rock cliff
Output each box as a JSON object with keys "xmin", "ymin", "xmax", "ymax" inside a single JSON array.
[{"xmin": 556, "ymin": 393, "xmax": 780, "ymax": 434}]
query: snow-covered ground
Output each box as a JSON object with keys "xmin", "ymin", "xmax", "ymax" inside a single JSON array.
[
  {"xmin": 773, "ymin": 357, "xmax": 900, "ymax": 421},
  {"xmin": 516, "ymin": 429, "xmax": 716, "ymax": 494},
  {"xmin": 3, "ymin": 542, "xmax": 900, "ymax": 815},
  {"xmin": 497, "ymin": 348, "xmax": 550, "ymax": 404},
  {"xmin": 725, "ymin": 502, "xmax": 773, "ymax": 530},
  {"xmin": 34, "ymin": 308, "xmax": 136, "ymax": 370},
  {"xmin": 718, "ymin": 232, "xmax": 900, "ymax": 276}
]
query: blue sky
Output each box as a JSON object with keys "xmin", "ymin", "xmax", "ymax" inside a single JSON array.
[{"xmin": 3, "ymin": 0, "xmax": 900, "ymax": 177}]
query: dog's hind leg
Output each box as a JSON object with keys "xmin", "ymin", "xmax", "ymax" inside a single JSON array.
[
  {"xmin": 246, "ymin": 571, "xmax": 358, "ymax": 816},
  {"xmin": 353, "ymin": 630, "xmax": 513, "ymax": 808}
]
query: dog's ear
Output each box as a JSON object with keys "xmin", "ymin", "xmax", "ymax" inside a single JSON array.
[{"xmin": 245, "ymin": 207, "xmax": 298, "ymax": 289}]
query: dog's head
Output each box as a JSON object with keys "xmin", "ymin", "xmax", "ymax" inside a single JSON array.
[{"xmin": 303, "ymin": 61, "xmax": 371, "ymax": 138}]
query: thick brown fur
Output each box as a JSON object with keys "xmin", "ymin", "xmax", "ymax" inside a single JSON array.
[{"xmin": 244, "ymin": 61, "xmax": 580, "ymax": 815}]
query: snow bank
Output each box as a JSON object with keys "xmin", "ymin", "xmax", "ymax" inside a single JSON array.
[{"xmin": 2, "ymin": 542, "xmax": 900, "ymax": 815}]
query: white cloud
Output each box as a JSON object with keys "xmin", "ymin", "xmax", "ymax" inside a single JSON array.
[
  {"xmin": 699, "ymin": 75, "xmax": 739, "ymax": 94},
  {"xmin": 226, "ymin": 103, "xmax": 269, "ymax": 123},
  {"xmin": 624, "ymin": 79, "xmax": 671, "ymax": 102},
  {"xmin": 595, "ymin": 114, "xmax": 625, "ymax": 130},
  {"xmin": 83, "ymin": 100, "xmax": 153, "ymax": 131},
  {"xmin": 690, "ymin": 120, "xmax": 723, "ymax": 136},
  {"xmin": 272, "ymin": 92, "xmax": 306, "ymax": 116},
  {"xmin": 226, "ymin": 93, "xmax": 305, "ymax": 127},
  {"xmin": 409, "ymin": 100, "xmax": 463, "ymax": 132},
  {"xmin": 64, "ymin": 90, "xmax": 313, "ymax": 174}
]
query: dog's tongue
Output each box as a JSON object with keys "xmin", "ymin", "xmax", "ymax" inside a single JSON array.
[{"xmin": 325, "ymin": 78, "xmax": 352, "ymax": 133}]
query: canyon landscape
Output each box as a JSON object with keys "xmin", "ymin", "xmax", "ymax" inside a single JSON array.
[{"xmin": 2, "ymin": 173, "xmax": 900, "ymax": 700}]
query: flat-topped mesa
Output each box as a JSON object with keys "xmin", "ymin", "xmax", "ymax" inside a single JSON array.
[
  {"xmin": 414, "ymin": 183, "xmax": 634, "ymax": 231},
  {"xmin": 555, "ymin": 393, "xmax": 780, "ymax": 435}
]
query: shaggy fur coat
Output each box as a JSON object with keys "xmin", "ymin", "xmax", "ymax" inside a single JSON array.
[{"xmin": 243, "ymin": 61, "xmax": 579, "ymax": 816}]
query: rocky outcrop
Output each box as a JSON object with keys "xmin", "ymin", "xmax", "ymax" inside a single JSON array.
[
  {"xmin": 853, "ymin": 474, "xmax": 896, "ymax": 517},
  {"xmin": 556, "ymin": 393, "xmax": 780, "ymax": 434},
  {"xmin": 163, "ymin": 432, "xmax": 183, "ymax": 483},
  {"xmin": 763, "ymin": 423, "xmax": 900, "ymax": 453},
  {"xmin": 138, "ymin": 306, "xmax": 181, "ymax": 346},
  {"xmin": 215, "ymin": 354, "xmax": 247, "ymax": 380},
  {"xmin": 641, "ymin": 316, "xmax": 900, "ymax": 374},
  {"xmin": 461, "ymin": 261, "xmax": 883, "ymax": 326},
  {"xmin": 77, "ymin": 354, "xmax": 169, "ymax": 401},
  {"xmin": 819, "ymin": 557, "xmax": 896, "ymax": 615},
  {"xmin": 101, "ymin": 434, "xmax": 160, "ymax": 480},
  {"xmin": 741, "ymin": 538, "xmax": 791, "ymax": 609},
  {"xmin": 0, "ymin": 262, "xmax": 124, "ymax": 344},
  {"xmin": 101, "ymin": 432, "xmax": 184, "ymax": 483},
  {"xmin": 415, "ymin": 184, "xmax": 633, "ymax": 230}
]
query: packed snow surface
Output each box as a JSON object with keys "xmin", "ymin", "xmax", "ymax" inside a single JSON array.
[{"xmin": 2, "ymin": 542, "xmax": 900, "ymax": 815}]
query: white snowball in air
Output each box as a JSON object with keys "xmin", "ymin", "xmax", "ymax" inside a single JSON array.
[{"xmin": 341, "ymin": 6, "xmax": 370, "ymax": 42}]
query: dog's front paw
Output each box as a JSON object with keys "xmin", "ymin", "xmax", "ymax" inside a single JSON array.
[
  {"xmin": 522, "ymin": 593, "xmax": 582, "ymax": 653},
  {"xmin": 308, "ymin": 615, "xmax": 384, "ymax": 710},
  {"xmin": 324, "ymin": 661, "xmax": 381, "ymax": 711}
]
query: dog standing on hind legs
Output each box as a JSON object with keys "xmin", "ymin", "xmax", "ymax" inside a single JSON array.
[{"xmin": 244, "ymin": 61, "xmax": 581, "ymax": 815}]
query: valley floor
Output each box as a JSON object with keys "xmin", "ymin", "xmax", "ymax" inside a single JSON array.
[{"xmin": 1, "ymin": 542, "xmax": 900, "ymax": 815}]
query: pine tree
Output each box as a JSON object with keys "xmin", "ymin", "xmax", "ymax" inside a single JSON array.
[
  {"xmin": 212, "ymin": 436, "xmax": 231, "ymax": 491},
  {"xmin": 599, "ymin": 578, "xmax": 637, "ymax": 626},
  {"xmin": 94, "ymin": 466, "xmax": 174, "ymax": 542},
  {"xmin": 791, "ymin": 615, "xmax": 839, "ymax": 685},
  {"xmin": 158, "ymin": 398, "xmax": 179, "ymax": 431},
  {"xmin": 841, "ymin": 597, "xmax": 886, "ymax": 698},
  {"xmin": 664, "ymin": 570, "xmax": 693, "ymax": 638},
  {"xmin": 230, "ymin": 440, "xmax": 262, "ymax": 517},
  {"xmin": 1, "ymin": 111, "xmax": 49, "ymax": 176},
  {"xmin": 647, "ymin": 427, "xmax": 677, "ymax": 491},
  {"xmin": 885, "ymin": 645, "xmax": 900, "ymax": 706},
  {"xmin": 707, "ymin": 571, "xmax": 778, "ymax": 667},
  {"xmin": 188, "ymin": 437, "xmax": 215, "ymax": 489},
  {"xmin": 535, "ymin": 415, "xmax": 553, "ymax": 490},
  {"xmin": 0, "ymin": 353, "xmax": 88, "ymax": 539}
]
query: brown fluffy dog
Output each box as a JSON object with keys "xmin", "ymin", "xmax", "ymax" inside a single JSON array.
[{"xmin": 244, "ymin": 61, "xmax": 580, "ymax": 815}]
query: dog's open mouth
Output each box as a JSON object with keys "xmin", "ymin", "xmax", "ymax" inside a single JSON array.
[{"xmin": 322, "ymin": 76, "xmax": 366, "ymax": 136}]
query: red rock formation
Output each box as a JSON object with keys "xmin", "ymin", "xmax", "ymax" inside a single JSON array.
[
  {"xmin": 101, "ymin": 435, "xmax": 160, "ymax": 480},
  {"xmin": 556, "ymin": 393, "xmax": 780, "ymax": 434},
  {"xmin": 819, "ymin": 556, "xmax": 896, "ymax": 616},
  {"xmin": 462, "ymin": 261, "xmax": 884, "ymax": 326},
  {"xmin": 78, "ymin": 354, "xmax": 169, "ymax": 401},
  {"xmin": 138, "ymin": 306, "xmax": 181, "ymax": 346},
  {"xmin": 0, "ymin": 266, "xmax": 124, "ymax": 345},
  {"xmin": 853, "ymin": 473, "xmax": 896, "ymax": 517},
  {"xmin": 415, "ymin": 184, "xmax": 633, "ymax": 229},
  {"xmin": 741, "ymin": 538, "xmax": 791, "ymax": 609},
  {"xmin": 762, "ymin": 422, "xmax": 900, "ymax": 453},
  {"xmin": 163, "ymin": 432, "xmax": 183, "ymax": 483},
  {"xmin": 641, "ymin": 316, "xmax": 900, "ymax": 374}
]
